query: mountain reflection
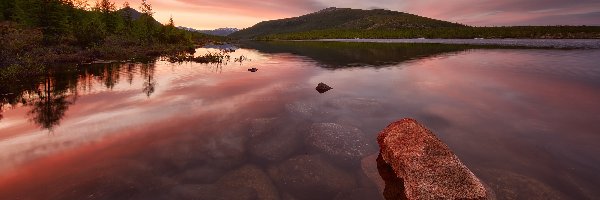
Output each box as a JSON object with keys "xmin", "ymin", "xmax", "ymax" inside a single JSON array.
[
  {"xmin": 0, "ymin": 62, "xmax": 158, "ymax": 129},
  {"xmin": 240, "ymin": 41, "xmax": 486, "ymax": 68}
]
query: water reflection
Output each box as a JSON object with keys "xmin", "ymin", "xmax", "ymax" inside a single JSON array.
[
  {"xmin": 0, "ymin": 43, "xmax": 599, "ymax": 200},
  {"xmin": 0, "ymin": 62, "xmax": 159, "ymax": 130},
  {"xmin": 241, "ymin": 41, "xmax": 496, "ymax": 68},
  {"xmin": 140, "ymin": 63, "xmax": 158, "ymax": 97},
  {"xmin": 27, "ymin": 72, "xmax": 76, "ymax": 130}
]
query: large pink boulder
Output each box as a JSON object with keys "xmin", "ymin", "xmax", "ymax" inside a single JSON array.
[{"xmin": 377, "ymin": 118, "xmax": 490, "ymax": 200}]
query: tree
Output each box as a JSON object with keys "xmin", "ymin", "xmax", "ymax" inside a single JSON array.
[
  {"xmin": 168, "ymin": 15, "xmax": 174, "ymax": 27},
  {"xmin": 38, "ymin": 0, "xmax": 70, "ymax": 42},
  {"xmin": 122, "ymin": 1, "xmax": 133, "ymax": 33},
  {"xmin": 140, "ymin": 0, "xmax": 153, "ymax": 17},
  {"xmin": 0, "ymin": 0, "xmax": 16, "ymax": 20},
  {"xmin": 95, "ymin": 0, "xmax": 118, "ymax": 33},
  {"xmin": 71, "ymin": 0, "xmax": 88, "ymax": 10},
  {"xmin": 138, "ymin": 0, "xmax": 155, "ymax": 42}
]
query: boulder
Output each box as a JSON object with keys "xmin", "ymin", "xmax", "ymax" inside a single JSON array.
[
  {"xmin": 267, "ymin": 154, "xmax": 357, "ymax": 199},
  {"xmin": 377, "ymin": 118, "xmax": 489, "ymax": 200},
  {"xmin": 307, "ymin": 123, "xmax": 376, "ymax": 161}
]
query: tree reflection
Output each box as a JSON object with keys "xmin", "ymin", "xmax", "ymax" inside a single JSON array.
[
  {"xmin": 126, "ymin": 63, "xmax": 135, "ymax": 85},
  {"xmin": 27, "ymin": 72, "xmax": 75, "ymax": 130},
  {"xmin": 102, "ymin": 63, "xmax": 121, "ymax": 89},
  {"xmin": 0, "ymin": 61, "xmax": 161, "ymax": 130},
  {"xmin": 140, "ymin": 63, "xmax": 157, "ymax": 97}
]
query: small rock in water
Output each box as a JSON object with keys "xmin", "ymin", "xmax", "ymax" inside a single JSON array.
[
  {"xmin": 316, "ymin": 82, "xmax": 333, "ymax": 93},
  {"xmin": 248, "ymin": 68, "xmax": 258, "ymax": 72}
]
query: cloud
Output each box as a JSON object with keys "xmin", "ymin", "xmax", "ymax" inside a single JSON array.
[{"xmin": 112, "ymin": 0, "xmax": 600, "ymax": 29}]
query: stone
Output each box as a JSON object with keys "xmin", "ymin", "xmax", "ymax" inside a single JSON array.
[
  {"xmin": 248, "ymin": 118, "xmax": 278, "ymax": 139},
  {"xmin": 170, "ymin": 184, "xmax": 257, "ymax": 200},
  {"xmin": 267, "ymin": 154, "xmax": 357, "ymax": 199},
  {"xmin": 218, "ymin": 165, "xmax": 280, "ymax": 200},
  {"xmin": 315, "ymin": 82, "xmax": 333, "ymax": 93},
  {"xmin": 176, "ymin": 166, "xmax": 225, "ymax": 184},
  {"xmin": 285, "ymin": 102, "xmax": 314, "ymax": 118},
  {"xmin": 481, "ymin": 169, "xmax": 567, "ymax": 200},
  {"xmin": 247, "ymin": 118, "xmax": 302, "ymax": 162},
  {"xmin": 376, "ymin": 154, "xmax": 408, "ymax": 200},
  {"xmin": 334, "ymin": 188, "xmax": 381, "ymax": 200},
  {"xmin": 377, "ymin": 118, "xmax": 489, "ymax": 200},
  {"xmin": 307, "ymin": 123, "xmax": 375, "ymax": 161},
  {"xmin": 249, "ymin": 130, "xmax": 301, "ymax": 162}
]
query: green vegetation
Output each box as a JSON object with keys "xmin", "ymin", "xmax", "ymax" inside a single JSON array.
[
  {"xmin": 0, "ymin": 0, "xmax": 225, "ymax": 68},
  {"xmin": 230, "ymin": 7, "xmax": 464, "ymax": 39},
  {"xmin": 230, "ymin": 7, "xmax": 600, "ymax": 40}
]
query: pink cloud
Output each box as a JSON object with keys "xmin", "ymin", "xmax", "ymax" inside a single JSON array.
[{"xmin": 99, "ymin": 1, "xmax": 600, "ymax": 29}]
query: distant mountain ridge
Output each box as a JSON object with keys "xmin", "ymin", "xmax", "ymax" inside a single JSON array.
[
  {"xmin": 178, "ymin": 27, "xmax": 239, "ymax": 36},
  {"xmin": 230, "ymin": 7, "xmax": 465, "ymax": 39},
  {"xmin": 118, "ymin": 7, "xmax": 161, "ymax": 25}
]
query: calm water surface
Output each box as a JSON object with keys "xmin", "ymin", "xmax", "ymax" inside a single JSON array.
[{"xmin": 0, "ymin": 41, "xmax": 599, "ymax": 199}]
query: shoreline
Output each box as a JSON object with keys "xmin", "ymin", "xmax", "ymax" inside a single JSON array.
[{"xmin": 297, "ymin": 38, "xmax": 600, "ymax": 49}]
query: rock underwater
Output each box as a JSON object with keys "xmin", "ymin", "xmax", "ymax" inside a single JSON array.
[{"xmin": 377, "ymin": 118, "xmax": 491, "ymax": 200}]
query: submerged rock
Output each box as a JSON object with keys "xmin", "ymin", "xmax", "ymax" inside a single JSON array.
[
  {"xmin": 218, "ymin": 165, "xmax": 280, "ymax": 200},
  {"xmin": 307, "ymin": 123, "xmax": 375, "ymax": 161},
  {"xmin": 315, "ymin": 82, "xmax": 333, "ymax": 93},
  {"xmin": 247, "ymin": 118, "xmax": 302, "ymax": 162},
  {"xmin": 267, "ymin": 154, "xmax": 357, "ymax": 199},
  {"xmin": 377, "ymin": 118, "xmax": 490, "ymax": 200},
  {"xmin": 481, "ymin": 169, "xmax": 567, "ymax": 200},
  {"xmin": 170, "ymin": 184, "xmax": 257, "ymax": 200},
  {"xmin": 285, "ymin": 102, "xmax": 314, "ymax": 118}
]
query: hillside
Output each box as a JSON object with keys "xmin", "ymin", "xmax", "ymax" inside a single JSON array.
[
  {"xmin": 230, "ymin": 7, "xmax": 464, "ymax": 39},
  {"xmin": 118, "ymin": 7, "xmax": 161, "ymax": 25}
]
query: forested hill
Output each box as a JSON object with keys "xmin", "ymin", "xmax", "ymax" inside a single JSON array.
[{"xmin": 229, "ymin": 7, "xmax": 465, "ymax": 39}]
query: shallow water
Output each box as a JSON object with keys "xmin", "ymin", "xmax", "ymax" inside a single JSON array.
[{"xmin": 0, "ymin": 41, "xmax": 599, "ymax": 199}]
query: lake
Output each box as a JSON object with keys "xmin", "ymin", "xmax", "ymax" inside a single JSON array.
[{"xmin": 1, "ymin": 41, "xmax": 599, "ymax": 199}]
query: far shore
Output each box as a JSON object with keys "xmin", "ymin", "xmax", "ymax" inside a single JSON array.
[{"xmin": 295, "ymin": 38, "xmax": 600, "ymax": 49}]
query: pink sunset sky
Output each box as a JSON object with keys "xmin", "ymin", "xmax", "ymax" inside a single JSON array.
[{"xmin": 112, "ymin": 0, "xmax": 599, "ymax": 29}]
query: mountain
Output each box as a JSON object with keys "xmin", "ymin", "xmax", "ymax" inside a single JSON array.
[
  {"xmin": 118, "ymin": 7, "xmax": 161, "ymax": 25},
  {"xmin": 200, "ymin": 28, "xmax": 240, "ymax": 36},
  {"xmin": 177, "ymin": 27, "xmax": 239, "ymax": 36},
  {"xmin": 229, "ymin": 7, "xmax": 465, "ymax": 39}
]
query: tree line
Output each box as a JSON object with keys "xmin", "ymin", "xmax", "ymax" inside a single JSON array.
[{"xmin": 0, "ymin": 0, "xmax": 194, "ymax": 45}]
